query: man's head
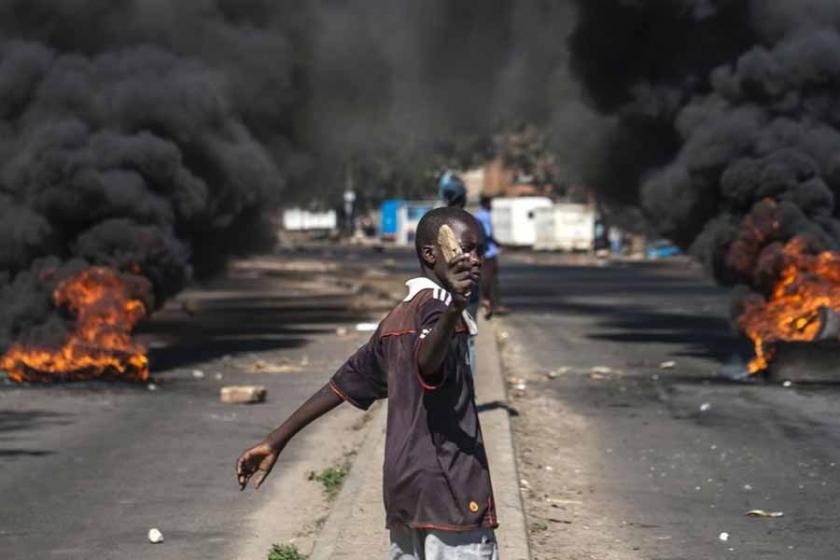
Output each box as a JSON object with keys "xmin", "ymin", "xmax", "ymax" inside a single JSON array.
[
  {"xmin": 439, "ymin": 173, "xmax": 467, "ymax": 209},
  {"xmin": 480, "ymin": 195, "xmax": 492, "ymax": 210},
  {"xmin": 415, "ymin": 207, "xmax": 481, "ymax": 287}
]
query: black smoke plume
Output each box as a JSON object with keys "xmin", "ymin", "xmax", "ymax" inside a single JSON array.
[
  {"xmin": 0, "ymin": 41, "xmax": 280, "ymax": 349},
  {"xmin": 0, "ymin": 1, "xmax": 594, "ymax": 353},
  {"xmin": 570, "ymin": 1, "xmax": 840, "ymax": 295}
]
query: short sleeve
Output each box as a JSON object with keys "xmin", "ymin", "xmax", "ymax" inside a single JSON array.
[
  {"xmin": 329, "ymin": 336, "xmax": 386, "ymax": 410},
  {"xmin": 416, "ymin": 296, "xmax": 450, "ymax": 334}
]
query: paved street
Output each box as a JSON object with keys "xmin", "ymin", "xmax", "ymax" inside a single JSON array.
[
  {"xmin": 3, "ymin": 246, "xmax": 840, "ymax": 559},
  {"xmin": 0, "ymin": 262, "xmax": 381, "ymax": 560},
  {"xmin": 497, "ymin": 254, "xmax": 840, "ymax": 559},
  {"xmin": 265, "ymin": 245, "xmax": 840, "ymax": 557}
]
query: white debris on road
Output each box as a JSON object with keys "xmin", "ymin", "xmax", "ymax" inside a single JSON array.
[
  {"xmin": 659, "ymin": 361, "xmax": 676, "ymax": 369},
  {"xmin": 718, "ymin": 532, "xmax": 729, "ymax": 542},
  {"xmin": 148, "ymin": 528, "xmax": 164, "ymax": 544},
  {"xmin": 192, "ymin": 369, "xmax": 205, "ymax": 379},
  {"xmin": 746, "ymin": 509, "xmax": 784, "ymax": 518}
]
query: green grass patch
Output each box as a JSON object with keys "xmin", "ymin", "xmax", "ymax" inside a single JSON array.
[
  {"xmin": 309, "ymin": 462, "xmax": 350, "ymax": 499},
  {"xmin": 530, "ymin": 520, "xmax": 549, "ymax": 533},
  {"xmin": 267, "ymin": 543, "xmax": 307, "ymax": 560}
]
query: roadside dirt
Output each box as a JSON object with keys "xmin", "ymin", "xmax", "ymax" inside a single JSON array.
[
  {"xmin": 234, "ymin": 402, "xmax": 381, "ymax": 558},
  {"xmin": 172, "ymin": 255, "xmax": 391, "ymax": 558},
  {"xmin": 496, "ymin": 321, "xmax": 643, "ymax": 560}
]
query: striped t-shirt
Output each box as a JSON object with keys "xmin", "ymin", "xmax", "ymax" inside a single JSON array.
[{"xmin": 329, "ymin": 277, "xmax": 497, "ymax": 531}]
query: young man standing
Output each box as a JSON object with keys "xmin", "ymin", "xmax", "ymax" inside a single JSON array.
[{"xmin": 236, "ymin": 208, "xmax": 498, "ymax": 559}]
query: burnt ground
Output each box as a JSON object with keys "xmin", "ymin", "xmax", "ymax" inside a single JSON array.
[
  {"xmin": 0, "ymin": 258, "xmax": 385, "ymax": 560},
  {"xmin": 496, "ymin": 254, "xmax": 840, "ymax": 560}
]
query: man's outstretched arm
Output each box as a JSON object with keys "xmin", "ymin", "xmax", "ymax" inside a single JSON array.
[{"xmin": 236, "ymin": 383, "xmax": 343, "ymax": 490}]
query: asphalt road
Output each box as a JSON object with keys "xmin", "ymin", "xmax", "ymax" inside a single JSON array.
[
  {"xmin": 310, "ymin": 244, "xmax": 840, "ymax": 556},
  {"xmin": 0, "ymin": 264, "xmax": 377, "ymax": 560},
  {"xmin": 496, "ymin": 253, "xmax": 840, "ymax": 559},
  {"xmin": 3, "ymin": 245, "xmax": 840, "ymax": 559}
]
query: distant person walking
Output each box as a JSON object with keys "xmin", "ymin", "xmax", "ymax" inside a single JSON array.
[
  {"xmin": 474, "ymin": 196, "xmax": 507, "ymax": 318},
  {"xmin": 437, "ymin": 171, "xmax": 467, "ymax": 209}
]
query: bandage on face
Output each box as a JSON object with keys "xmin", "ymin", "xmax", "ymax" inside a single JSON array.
[{"xmin": 437, "ymin": 224, "xmax": 463, "ymax": 263}]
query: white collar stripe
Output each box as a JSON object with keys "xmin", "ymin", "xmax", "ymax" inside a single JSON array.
[
  {"xmin": 402, "ymin": 276, "xmax": 478, "ymax": 336},
  {"xmin": 405, "ymin": 277, "xmax": 453, "ymax": 302}
]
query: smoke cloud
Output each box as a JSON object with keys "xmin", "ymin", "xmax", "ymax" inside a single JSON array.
[
  {"xmin": 0, "ymin": 39, "xmax": 280, "ymax": 348},
  {"xmin": 569, "ymin": 1, "xmax": 840, "ymax": 298},
  {"xmin": 0, "ymin": 1, "xmax": 596, "ymax": 351},
  {"xmin": 14, "ymin": 1, "xmax": 838, "ymax": 352}
]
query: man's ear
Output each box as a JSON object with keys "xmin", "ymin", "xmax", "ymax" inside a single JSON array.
[{"xmin": 421, "ymin": 244, "xmax": 437, "ymax": 267}]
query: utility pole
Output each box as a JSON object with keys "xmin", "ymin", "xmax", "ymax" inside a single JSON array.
[{"xmin": 343, "ymin": 163, "xmax": 356, "ymax": 235}]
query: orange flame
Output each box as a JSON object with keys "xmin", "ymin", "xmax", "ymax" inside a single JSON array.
[
  {"xmin": 738, "ymin": 238, "xmax": 840, "ymax": 373},
  {"xmin": 0, "ymin": 267, "xmax": 149, "ymax": 382}
]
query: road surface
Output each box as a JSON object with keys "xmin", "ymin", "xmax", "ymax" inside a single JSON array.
[
  {"xmin": 3, "ymin": 245, "xmax": 839, "ymax": 559},
  {"xmin": 0, "ymin": 262, "xmax": 380, "ymax": 560},
  {"xmin": 496, "ymin": 253, "xmax": 840, "ymax": 559}
]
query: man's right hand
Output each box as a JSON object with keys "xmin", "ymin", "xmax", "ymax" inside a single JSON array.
[
  {"xmin": 236, "ymin": 441, "xmax": 283, "ymax": 490},
  {"xmin": 444, "ymin": 254, "xmax": 476, "ymax": 311},
  {"xmin": 235, "ymin": 383, "xmax": 344, "ymax": 492}
]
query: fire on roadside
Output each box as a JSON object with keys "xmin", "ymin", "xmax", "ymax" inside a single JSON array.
[
  {"xmin": 0, "ymin": 267, "xmax": 150, "ymax": 382},
  {"xmin": 737, "ymin": 238, "xmax": 840, "ymax": 373}
]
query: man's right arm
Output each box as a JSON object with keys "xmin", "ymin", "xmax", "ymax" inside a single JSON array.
[
  {"xmin": 236, "ymin": 383, "xmax": 343, "ymax": 490},
  {"xmin": 237, "ymin": 336, "xmax": 385, "ymax": 491}
]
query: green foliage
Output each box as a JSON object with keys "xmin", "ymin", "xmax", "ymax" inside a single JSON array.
[
  {"xmin": 267, "ymin": 543, "xmax": 307, "ymax": 560},
  {"xmin": 311, "ymin": 463, "xmax": 350, "ymax": 499}
]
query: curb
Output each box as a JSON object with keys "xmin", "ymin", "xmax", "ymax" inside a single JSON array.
[
  {"xmin": 309, "ymin": 401, "xmax": 388, "ymax": 560},
  {"xmin": 477, "ymin": 323, "xmax": 532, "ymax": 560}
]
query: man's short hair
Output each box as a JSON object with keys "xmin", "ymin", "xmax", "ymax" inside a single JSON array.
[{"xmin": 415, "ymin": 207, "xmax": 477, "ymax": 259}]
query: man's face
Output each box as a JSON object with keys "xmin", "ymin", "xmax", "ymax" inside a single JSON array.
[{"xmin": 432, "ymin": 218, "xmax": 482, "ymax": 286}]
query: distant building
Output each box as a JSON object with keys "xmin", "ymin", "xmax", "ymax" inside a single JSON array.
[{"xmin": 464, "ymin": 157, "xmax": 580, "ymax": 200}]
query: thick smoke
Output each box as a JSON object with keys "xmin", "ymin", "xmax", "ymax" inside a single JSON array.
[
  {"xmin": 570, "ymin": 1, "xmax": 840, "ymax": 296},
  {"xmin": 0, "ymin": 41, "xmax": 280, "ymax": 349},
  {"xmin": 17, "ymin": 0, "xmax": 822, "ymax": 355},
  {"xmin": 0, "ymin": 1, "xmax": 594, "ymax": 351}
]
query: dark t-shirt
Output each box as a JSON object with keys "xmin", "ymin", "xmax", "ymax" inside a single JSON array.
[{"xmin": 329, "ymin": 279, "xmax": 497, "ymax": 531}]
